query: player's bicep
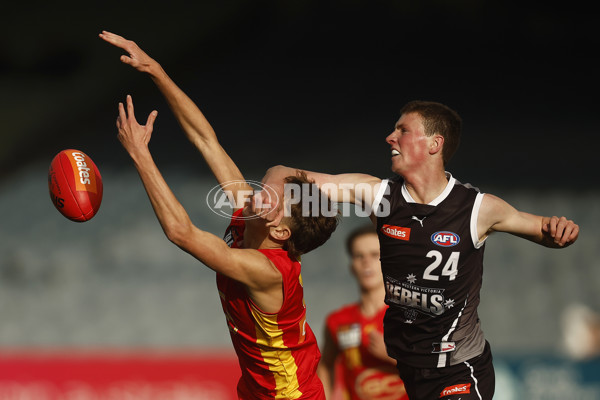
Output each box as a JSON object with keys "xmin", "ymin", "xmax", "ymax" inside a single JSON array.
[
  {"xmin": 174, "ymin": 226, "xmax": 280, "ymax": 288},
  {"xmin": 479, "ymin": 194, "xmax": 544, "ymax": 243},
  {"xmin": 312, "ymin": 172, "xmax": 382, "ymax": 206},
  {"xmin": 202, "ymin": 141, "xmax": 253, "ymax": 209}
]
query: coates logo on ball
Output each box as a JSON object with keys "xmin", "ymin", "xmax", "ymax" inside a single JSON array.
[
  {"xmin": 206, "ymin": 180, "xmax": 280, "ymax": 220},
  {"xmin": 48, "ymin": 149, "xmax": 103, "ymax": 222}
]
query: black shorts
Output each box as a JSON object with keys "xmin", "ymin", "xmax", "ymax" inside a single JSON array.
[{"xmin": 396, "ymin": 341, "xmax": 495, "ymax": 400}]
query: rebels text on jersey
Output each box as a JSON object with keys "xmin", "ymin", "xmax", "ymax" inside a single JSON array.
[{"xmin": 373, "ymin": 173, "xmax": 487, "ymax": 369}]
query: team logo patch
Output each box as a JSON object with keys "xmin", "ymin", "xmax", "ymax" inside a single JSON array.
[
  {"xmin": 432, "ymin": 341, "xmax": 456, "ymax": 353},
  {"xmin": 431, "ymin": 231, "xmax": 460, "ymax": 247},
  {"xmin": 381, "ymin": 224, "xmax": 411, "ymax": 241},
  {"xmin": 336, "ymin": 324, "xmax": 361, "ymax": 350},
  {"xmin": 440, "ymin": 383, "xmax": 471, "ymax": 397}
]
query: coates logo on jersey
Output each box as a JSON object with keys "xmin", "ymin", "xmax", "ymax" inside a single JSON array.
[
  {"xmin": 381, "ymin": 225, "xmax": 411, "ymax": 241},
  {"xmin": 440, "ymin": 383, "xmax": 471, "ymax": 397},
  {"xmin": 431, "ymin": 231, "xmax": 460, "ymax": 247}
]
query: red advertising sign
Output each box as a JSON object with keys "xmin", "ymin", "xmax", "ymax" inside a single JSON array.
[{"xmin": 0, "ymin": 350, "xmax": 240, "ymax": 400}]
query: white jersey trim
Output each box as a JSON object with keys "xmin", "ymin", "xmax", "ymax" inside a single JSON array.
[
  {"xmin": 401, "ymin": 172, "xmax": 456, "ymax": 206},
  {"xmin": 464, "ymin": 360, "xmax": 483, "ymax": 400},
  {"xmin": 437, "ymin": 298, "xmax": 468, "ymax": 368},
  {"xmin": 372, "ymin": 179, "xmax": 389, "ymax": 214},
  {"xmin": 471, "ymin": 192, "xmax": 487, "ymax": 249}
]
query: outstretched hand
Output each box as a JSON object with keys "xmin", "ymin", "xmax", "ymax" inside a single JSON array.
[
  {"xmin": 116, "ymin": 95, "xmax": 158, "ymax": 157},
  {"xmin": 99, "ymin": 31, "xmax": 158, "ymax": 74},
  {"xmin": 542, "ymin": 216, "xmax": 579, "ymax": 247}
]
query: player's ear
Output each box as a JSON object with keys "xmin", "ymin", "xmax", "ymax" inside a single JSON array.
[
  {"xmin": 269, "ymin": 223, "xmax": 291, "ymax": 242},
  {"xmin": 429, "ymin": 134, "xmax": 444, "ymax": 156}
]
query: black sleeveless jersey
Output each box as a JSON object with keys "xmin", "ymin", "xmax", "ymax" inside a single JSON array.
[{"xmin": 373, "ymin": 173, "xmax": 487, "ymax": 368}]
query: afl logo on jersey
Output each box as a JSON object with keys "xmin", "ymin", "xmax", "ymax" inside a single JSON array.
[{"xmin": 431, "ymin": 231, "xmax": 460, "ymax": 247}]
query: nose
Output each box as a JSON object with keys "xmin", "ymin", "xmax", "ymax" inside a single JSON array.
[{"xmin": 386, "ymin": 131, "xmax": 397, "ymax": 145}]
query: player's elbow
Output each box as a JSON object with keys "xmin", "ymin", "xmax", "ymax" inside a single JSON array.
[{"xmin": 163, "ymin": 218, "xmax": 194, "ymax": 247}]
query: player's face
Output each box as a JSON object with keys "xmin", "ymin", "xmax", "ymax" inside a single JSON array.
[
  {"xmin": 386, "ymin": 112, "xmax": 431, "ymax": 175},
  {"xmin": 242, "ymin": 178, "xmax": 286, "ymax": 237},
  {"xmin": 243, "ymin": 189, "xmax": 281, "ymax": 224},
  {"xmin": 350, "ymin": 233, "xmax": 383, "ymax": 291}
]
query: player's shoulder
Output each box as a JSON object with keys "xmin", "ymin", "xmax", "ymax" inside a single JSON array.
[
  {"xmin": 386, "ymin": 174, "xmax": 404, "ymax": 185},
  {"xmin": 381, "ymin": 175, "xmax": 404, "ymax": 196},
  {"xmin": 257, "ymin": 248, "xmax": 298, "ymax": 276},
  {"xmin": 452, "ymin": 175, "xmax": 482, "ymax": 194}
]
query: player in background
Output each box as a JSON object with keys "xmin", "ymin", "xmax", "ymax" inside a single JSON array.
[
  {"xmin": 102, "ymin": 31, "xmax": 338, "ymax": 400},
  {"xmin": 317, "ymin": 225, "xmax": 408, "ymax": 400},
  {"xmin": 263, "ymin": 100, "xmax": 579, "ymax": 400}
]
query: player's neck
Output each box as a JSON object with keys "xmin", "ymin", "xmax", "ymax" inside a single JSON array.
[
  {"xmin": 243, "ymin": 226, "xmax": 283, "ymax": 251},
  {"xmin": 359, "ymin": 287, "xmax": 386, "ymax": 317},
  {"xmin": 403, "ymin": 167, "xmax": 448, "ymax": 204}
]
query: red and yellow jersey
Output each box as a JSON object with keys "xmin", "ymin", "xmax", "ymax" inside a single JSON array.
[
  {"xmin": 325, "ymin": 304, "xmax": 408, "ymax": 400},
  {"xmin": 218, "ymin": 210, "xmax": 325, "ymax": 400}
]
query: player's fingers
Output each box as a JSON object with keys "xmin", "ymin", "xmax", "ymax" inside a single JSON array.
[
  {"xmin": 554, "ymin": 216, "xmax": 569, "ymax": 244},
  {"xmin": 559, "ymin": 220, "xmax": 578, "ymax": 246},
  {"xmin": 126, "ymin": 95, "xmax": 135, "ymax": 121},
  {"xmin": 145, "ymin": 110, "xmax": 158, "ymax": 130},
  {"xmin": 100, "ymin": 30, "xmax": 119, "ymax": 39},
  {"xmin": 118, "ymin": 102, "xmax": 127, "ymax": 125},
  {"xmin": 549, "ymin": 215, "xmax": 559, "ymax": 238},
  {"xmin": 542, "ymin": 223, "xmax": 549, "ymax": 234},
  {"xmin": 120, "ymin": 55, "xmax": 134, "ymax": 65},
  {"xmin": 99, "ymin": 31, "xmax": 125, "ymax": 47},
  {"xmin": 568, "ymin": 224, "xmax": 580, "ymax": 243},
  {"xmin": 265, "ymin": 209, "xmax": 284, "ymax": 227}
]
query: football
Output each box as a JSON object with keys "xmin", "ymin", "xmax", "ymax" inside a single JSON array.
[{"xmin": 48, "ymin": 149, "xmax": 103, "ymax": 222}]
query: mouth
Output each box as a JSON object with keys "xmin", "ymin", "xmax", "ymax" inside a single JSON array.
[
  {"xmin": 361, "ymin": 268, "xmax": 375, "ymax": 277},
  {"xmin": 391, "ymin": 149, "xmax": 400, "ymax": 157}
]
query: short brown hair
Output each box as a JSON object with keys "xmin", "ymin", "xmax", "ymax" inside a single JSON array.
[
  {"xmin": 283, "ymin": 171, "xmax": 339, "ymax": 259},
  {"xmin": 400, "ymin": 100, "xmax": 462, "ymax": 165},
  {"xmin": 345, "ymin": 224, "xmax": 377, "ymax": 256}
]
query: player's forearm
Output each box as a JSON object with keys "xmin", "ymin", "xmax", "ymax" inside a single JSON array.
[
  {"xmin": 149, "ymin": 66, "xmax": 218, "ymax": 148},
  {"xmin": 148, "ymin": 66, "xmax": 245, "ymax": 186},
  {"xmin": 130, "ymin": 148, "xmax": 194, "ymax": 243},
  {"xmin": 266, "ymin": 165, "xmax": 381, "ymax": 205}
]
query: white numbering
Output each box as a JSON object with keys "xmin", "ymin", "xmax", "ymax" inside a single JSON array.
[{"xmin": 423, "ymin": 251, "xmax": 459, "ymax": 281}]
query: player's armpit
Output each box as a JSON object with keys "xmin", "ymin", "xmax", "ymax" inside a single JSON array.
[{"xmin": 171, "ymin": 227, "xmax": 283, "ymax": 311}]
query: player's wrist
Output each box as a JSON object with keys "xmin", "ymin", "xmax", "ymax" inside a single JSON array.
[
  {"xmin": 128, "ymin": 146, "xmax": 153, "ymax": 166},
  {"xmin": 148, "ymin": 62, "xmax": 166, "ymax": 80}
]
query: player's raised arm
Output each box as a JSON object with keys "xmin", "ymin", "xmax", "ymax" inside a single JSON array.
[
  {"xmin": 477, "ymin": 193, "xmax": 579, "ymax": 248},
  {"xmin": 264, "ymin": 165, "xmax": 383, "ymax": 205},
  {"xmin": 260, "ymin": 165, "xmax": 383, "ymax": 226},
  {"xmin": 115, "ymin": 95, "xmax": 282, "ymax": 311},
  {"xmin": 99, "ymin": 30, "xmax": 250, "ymax": 206}
]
